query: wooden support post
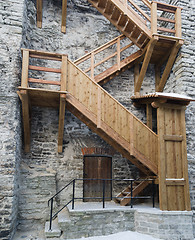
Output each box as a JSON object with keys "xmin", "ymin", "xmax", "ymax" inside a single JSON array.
[
  {"xmin": 117, "ymin": 37, "xmax": 121, "ymax": 70},
  {"xmin": 134, "ymin": 37, "xmax": 158, "ymax": 93},
  {"xmin": 175, "ymin": 8, "xmax": 182, "ymax": 38},
  {"xmin": 156, "ymin": 40, "xmax": 183, "ymax": 92},
  {"xmin": 151, "ymin": 2, "xmax": 157, "ymax": 35},
  {"xmin": 36, "ymin": 0, "xmax": 43, "ymax": 28},
  {"xmin": 134, "ymin": 64, "xmax": 139, "ymax": 96},
  {"xmin": 58, "ymin": 55, "xmax": 67, "ymax": 153},
  {"xmin": 21, "ymin": 50, "xmax": 29, "ymax": 88},
  {"xmin": 91, "ymin": 52, "xmax": 95, "ymax": 80},
  {"xmin": 20, "ymin": 90, "xmax": 31, "ymax": 152},
  {"xmin": 61, "ymin": 0, "xmax": 67, "ymax": 33},
  {"xmin": 155, "ymin": 65, "xmax": 161, "ymax": 91},
  {"xmin": 146, "ymin": 104, "xmax": 152, "ymax": 129}
]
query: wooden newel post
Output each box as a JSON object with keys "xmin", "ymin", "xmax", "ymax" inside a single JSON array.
[
  {"xmin": 175, "ymin": 8, "xmax": 182, "ymax": 38},
  {"xmin": 21, "ymin": 49, "xmax": 29, "ymax": 88},
  {"xmin": 151, "ymin": 2, "xmax": 157, "ymax": 35},
  {"xmin": 91, "ymin": 52, "xmax": 95, "ymax": 80},
  {"xmin": 58, "ymin": 55, "xmax": 68, "ymax": 153}
]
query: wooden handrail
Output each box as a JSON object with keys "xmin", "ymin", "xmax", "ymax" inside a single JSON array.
[
  {"xmin": 74, "ymin": 35, "xmax": 134, "ymax": 79},
  {"xmin": 127, "ymin": 0, "xmax": 151, "ymax": 22}
]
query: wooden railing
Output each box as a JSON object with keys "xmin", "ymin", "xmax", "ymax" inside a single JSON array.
[
  {"xmin": 74, "ymin": 34, "xmax": 135, "ymax": 80},
  {"xmin": 21, "ymin": 48, "xmax": 67, "ymax": 91},
  {"xmin": 112, "ymin": 0, "xmax": 182, "ymax": 38}
]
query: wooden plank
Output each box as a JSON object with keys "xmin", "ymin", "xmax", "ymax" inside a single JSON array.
[
  {"xmin": 158, "ymin": 27, "xmax": 176, "ymax": 34},
  {"xmin": 61, "ymin": 55, "xmax": 68, "ymax": 91},
  {"xmin": 21, "ymin": 50, "xmax": 29, "ymax": 88},
  {"xmin": 28, "ymin": 65, "xmax": 61, "ymax": 73},
  {"xmin": 134, "ymin": 37, "xmax": 158, "ymax": 93},
  {"xmin": 28, "ymin": 78, "xmax": 61, "ymax": 86},
  {"xmin": 163, "ymin": 135, "xmax": 183, "ymax": 142},
  {"xmin": 129, "ymin": 115, "xmax": 134, "ymax": 155},
  {"xmin": 180, "ymin": 109, "xmax": 191, "ymax": 210},
  {"xmin": 157, "ymin": 16, "xmax": 175, "ymax": 23},
  {"xmin": 97, "ymin": 88, "xmax": 101, "ymax": 128},
  {"xmin": 61, "ymin": 0, "xmax": 67, "ymax": 33},
  {"xmin": 146, "ymin": 104, "xmax": 152, "ymax": 129},
  {"xmin": 157, "ymin": 107, "xmax": 167, "ymax": 210},
  {"xmin": 58, "ymin": 94, "xmax": 66, "ymax": 152},
  {"xmin": 20, "ymin": 90, "xmax": 31, "ymax": 152},
  {"xmin": 36, "ymin": 0, "xmax": 43, "ymax": 28},
  {"xmin": 165, "ymin": 179, "xmax": 185, "ymax": 185}
]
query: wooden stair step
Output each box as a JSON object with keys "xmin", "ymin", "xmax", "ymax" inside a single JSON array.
[
  {"xmin": 97, "ymin": 0, "xmax": 107, "ymax": 9},
  {"xmin": 124, "ymin": 20, "xmax": 135, "ymax": 35},
  {"xmin": 104, "ymin": 1, "xmax": 115, "ymax": 15},
  {"xmin": 117, "ymin": 14, "xmax": 128, "ymax": 28},
  {"xmin": 111, "ymin": 7, "xmax": 121, "ymax": 21}
]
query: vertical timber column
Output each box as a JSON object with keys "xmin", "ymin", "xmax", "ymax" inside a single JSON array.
[
  {"xmin": 37, "ymin": 0, "xmax": 43, "ymax": 28},
  {"xmin": 61, "ymin": 0, "xmax": 67, "ymax": 33},
  {"xmin": 157, "ymin": 103, "xmax": 191, "ymax": 211},
  {"xmin": 58, "ymin": 55, "xmax": 67, "ymax": 152},
  {"xmin": 20, "ymin": 49, "xmax": 31, "ymax": 152}
]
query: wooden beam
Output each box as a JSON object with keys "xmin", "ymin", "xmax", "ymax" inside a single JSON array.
[
  {"xmin": 134, "ymin": 64, "xmax": 139, "ymax": 96},
  {"xmin": 58, "ymin": 94, "xmax": 66, "ymax": 153},
  {"xmin": 61, "ymin": 0, "xmax": 67, "ymax": 33},
  {"xmin": 20, "ymin": 90, "xmax": 31, "ymax": 152},
  {"xmin": 36, "ymin": 0, "xmax": 43, "ymax": 28},
  {"xmin": 146, "ymin": 104, "xmax": 152, "ymax": 129},
  {"xmin": 58, "ymin": 55, "xmax": 68, "ymax": 152},
  {"xmin": 156, "ymin": 40, "xmax": 182, "ymax": 92},
  {"xmin": 134, "ymin": 37, "xmax": 158, "ymax": 93}
]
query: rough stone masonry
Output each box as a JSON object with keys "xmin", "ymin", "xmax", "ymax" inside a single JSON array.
[{"xmin": 0, "ymin": 0, "xmax": 194, "ymax": 239}]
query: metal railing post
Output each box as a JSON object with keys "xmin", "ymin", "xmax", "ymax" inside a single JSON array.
[
  {"xmin": 130, "ymin": 180, "xmax": 133, "ymax": 208},
  {"xmin": 72, "ymin": 179, "xmax": 75, "ymax": 210},
  {"xmin": 49, "ymin": 198, "xmax": 53, "ymax": 231},
  {"xmin": 102, "ymin": 179, "xmax": 105, "ymax": 208}
]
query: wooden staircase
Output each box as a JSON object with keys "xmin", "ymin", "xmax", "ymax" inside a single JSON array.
[
  {"xmin": 18, "ymin": 49, "xmax": 158, "ymax": 176},
  {"xmin": 115, "ymin": 177, "xmax": 154, "ymax": 206},
  {"xmin": 88, "ymin": 0, "xmax": 152, "ymax": 49}
]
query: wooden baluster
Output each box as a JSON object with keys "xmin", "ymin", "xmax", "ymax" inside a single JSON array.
[
  {"xmin": 117, "ymin": 37, "xmax": 121, "ymax": 71},
  {"xmin": 175, "ymin": 8, "xmax": 182, "ymax": 38},
  {"xmin": 91, "ymin": 52, "xmax": 95, "ymax": 80},
  {"xmin": 21, "ymin": 50, "xmax": 29, "ymax": 88},
  {"xmin": 36, "ymin": 0, "xmax": 43, "ymax": 28},
  {"xmin": 151, "ymin": 2, "xmax": 157, "ymax": 35}
]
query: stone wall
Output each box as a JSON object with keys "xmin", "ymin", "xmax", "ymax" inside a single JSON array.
[
  {"xmin": 0, "ymin": 0, "xmax": 25, "ymax": 239},
  {"xmin": 18, "ymin": 0, "xmax": 156, "ymax": 229},
  {"xmin": 135, "ymin": 209, "xmax": 194, "ymax": 240}
]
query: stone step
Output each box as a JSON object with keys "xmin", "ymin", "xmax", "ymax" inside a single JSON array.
[
  {"xmin": 58, "ymin": 207, "xmax": 71, "ymax": 230},
  {"xmin": 45, "ymin": 218, "xmax": 61, "ymax": 238}
]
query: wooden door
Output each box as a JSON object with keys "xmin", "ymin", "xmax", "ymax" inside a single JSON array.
[{"xmin": 83, "ymin": 155, "xmax": 112, "ymax": 202}]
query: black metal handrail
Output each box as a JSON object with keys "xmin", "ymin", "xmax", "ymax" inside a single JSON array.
[{"xmin": 48, "ymin": 178, "xmax": 155, "ymax": 231}]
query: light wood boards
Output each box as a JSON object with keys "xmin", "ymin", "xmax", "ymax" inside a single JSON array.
[{"xmin": 157, "ymin": 104, "xmax": 191, "ymax": 211}]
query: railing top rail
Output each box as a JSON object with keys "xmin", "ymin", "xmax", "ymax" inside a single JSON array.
[
  {"xmin": 74, "ymin": 34, "xmax": 126, "ymax": 65},
  {"xmin": 127, "ymin": 0, "xmax": 151, "ymax": 22},
  {"xmin": 152, "ymin": 1, "xmax": 183, "ymax": 10},
  {"xmin": 48, "ymin": 179, "xmax": 74, "ymax": 203},
  {"xmin": 141, "ymin": 0, "xmax": 151, "ymax": 9},
  {"xmin": 21, "ymin": 48, "xmax": 67, "ymax": 59}
]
